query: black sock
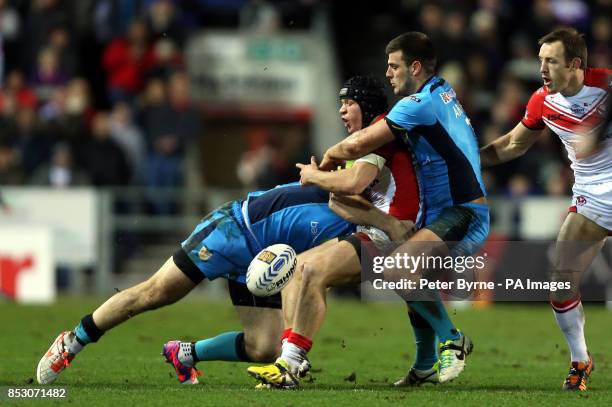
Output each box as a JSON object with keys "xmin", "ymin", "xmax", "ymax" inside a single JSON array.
[
  {"xmin": 235, "ymin": 332, "xmax": 252, "ymax": 362},
  {"xmin": 191, "ymin": 342, "xmax": 200, "ymax": 363},
  {"xmin": 78, "ymin": 314, "xmax": 105, "ymax": 343}
]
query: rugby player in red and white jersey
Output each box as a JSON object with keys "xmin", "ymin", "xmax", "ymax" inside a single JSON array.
[
  {"xmin": 303, "ymin": 80, "xmax": 422, "ymax": 227},
  {"xmin": 481, "ymin": 27, "xmax": 611, "ymax": 391},
  {"xmin": 249, "ymin": 75, "xmax": 469, "ymax": 388}
]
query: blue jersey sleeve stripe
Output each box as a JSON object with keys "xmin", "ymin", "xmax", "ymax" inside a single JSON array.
[
  {"xmin": 248, "ymin": 185, "xmax": 331, "ymax": 224},
  {"xmin": 416, "ymin": 121, "xmax": 484, "ymax": 204}
]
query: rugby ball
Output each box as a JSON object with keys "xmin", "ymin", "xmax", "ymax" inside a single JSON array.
[{"xmin": 246, "ymin": 244, "xmax": 297, "ymax": 297}]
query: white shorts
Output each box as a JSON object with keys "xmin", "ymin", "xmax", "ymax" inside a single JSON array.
[{"xmin": 570, "ymin": 181, "xmax": 612, "ymax": 231}]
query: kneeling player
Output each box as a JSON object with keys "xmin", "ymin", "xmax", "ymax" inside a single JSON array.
[{"xmin": 36, "ymin": 183, "xmax": 407, "ymax": 385}]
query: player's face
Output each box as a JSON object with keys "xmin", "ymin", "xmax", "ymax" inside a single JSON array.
[
  {"xmin": 538, "ymin": 41, "xmax": 575, "ymax": 94},
  {"xmin": 339, "ymin": 98, "xmax": 363, "ymax": 134},
  {"xmin": 386, "ymin": 51, "xmax": 412, "ymax": 96}
]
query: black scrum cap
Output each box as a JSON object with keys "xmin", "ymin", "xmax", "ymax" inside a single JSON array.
[{"xmin": 339, "ymin": 75, "xmax": 388, "ymax": 125}]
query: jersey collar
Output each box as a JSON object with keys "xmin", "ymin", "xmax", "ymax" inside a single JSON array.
[{"xmin": 416, "ymin": 75, "xmax": 437, "ymax": 93}]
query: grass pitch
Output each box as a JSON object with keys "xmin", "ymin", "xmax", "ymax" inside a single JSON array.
[{"xmin": 1, "ymin": 297, "xmax": 611, "ymax": 406}]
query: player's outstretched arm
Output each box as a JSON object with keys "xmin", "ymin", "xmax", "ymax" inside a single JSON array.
[
  {"xmin": 296, "ymin": 157, "xmax": 378, "ymax": 195},
  {"xmin": 329, "ymin": 193, "xmax": 415, "ymax": 242},
  {"xmin": 480, "ymin": 122, "xmax": 542, "ymax": 167},
  {"xmin": 320, "ymin": 119, "xmax": 395, "ymax": 170}
]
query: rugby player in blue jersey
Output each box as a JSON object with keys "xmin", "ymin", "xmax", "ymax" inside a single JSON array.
[
  {"xmin": 36, "ymin": 183, "xmax": 408, "ymax": 385},
  {"xmin": 250, "ymin": 32, "xmax": 489, "ymax": 388}
]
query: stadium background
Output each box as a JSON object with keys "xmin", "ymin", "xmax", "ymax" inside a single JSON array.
[{"xmin": 0, "ymin": 1, "xmax": 611, "ymax": 405}]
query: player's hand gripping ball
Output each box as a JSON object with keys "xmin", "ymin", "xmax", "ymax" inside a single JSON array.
[{"xmin": 247, "ymin": 244, "xmax": 297, "ymax": 297}]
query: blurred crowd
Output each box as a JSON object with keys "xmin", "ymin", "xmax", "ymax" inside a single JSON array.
[
  {"xmin": 0, "ymin": 0, "xmax": 317, "ymax": 192},
  {"xmin": 0, "ymin": 0, "xmax": 201, "ymax": 189},
  {"xmin": 0, "ymin": 0, "xmax": 610, "ymax": 198}
]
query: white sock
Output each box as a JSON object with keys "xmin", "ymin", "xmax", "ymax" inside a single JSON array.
[
  {"xmin": 177, "ymin": 342, "xmax": 195, "ymax": 366},
  {"xmin": 280, "ymin": 342, "xmax": 305, "ymax": 372},
  {"xmin": 65, "ymin": 332, "xmax": 83, "ymax": 355},
  {"xmin": 553, "ymin": 303, "xmax": 589, "ymax": 362}
]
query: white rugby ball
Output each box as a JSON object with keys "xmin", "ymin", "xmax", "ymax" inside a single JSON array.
[{"xmin": 246, "ymin": 244, "xmax": 297, "ymax": 297}]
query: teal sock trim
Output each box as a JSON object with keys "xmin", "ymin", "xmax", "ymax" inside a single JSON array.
[{"xmin": 74, "ymin": 322, "xmax": 92, "ymax": 345}]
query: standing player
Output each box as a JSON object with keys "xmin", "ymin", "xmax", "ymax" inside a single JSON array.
[
  {"xmin": 252, "ymin": 31, "xmax": 489, "ymax": 387},
  {"xmin": 248, "ymin": 68, "xmax": 482, "ymax": 388},
  {"xmin": 35, "ymin": 182, "xmax": 407, "ymax": 385},
  {"xmin": 480, "ymin": 27, "xmax": 611, "ymax": 391}
]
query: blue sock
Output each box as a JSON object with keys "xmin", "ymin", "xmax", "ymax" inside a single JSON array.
[
  {"xmin": 409, "ymin": 296, "xmax": 460, "ymax": 343},
  {"xmin": 407, "ymin": 306, "xmax": 438, "ymax": 370},
  {"xmin": 194, "ymin": 331, "xmax": 249, "ymax": 362}
]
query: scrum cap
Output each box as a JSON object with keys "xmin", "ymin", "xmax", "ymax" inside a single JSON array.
[{"xmin": 339, "ymin": 75, "xmax": 388, "ymax": 125}]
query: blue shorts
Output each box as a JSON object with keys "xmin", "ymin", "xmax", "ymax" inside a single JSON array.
[
  {"xmin": 424, "ymin": 202, "xmax": 490, "ymax": 256},
  {"xmin": 179, "ymin": 201, "xmax": 255, "ymax": 283}
]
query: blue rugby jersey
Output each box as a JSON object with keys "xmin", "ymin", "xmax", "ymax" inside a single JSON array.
[
  {"xmin": 181, "ymin": 182, "xmax": 355, "ymax": 283},
  {"xmin": 240, "ymin": 182, "xmax": 355, "ymax": 254},
  {"xmin": 385, "ymin": 76, "xmax": 486, "ymax": 212}
]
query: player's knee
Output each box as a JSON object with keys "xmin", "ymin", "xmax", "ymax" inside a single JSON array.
[
  {"xmin": 142, "ymin": 288, "xmax": 162, "ymax": 309},
  {"xmin": 142, "ymin": 279, "xmax": 173, "ymax": 308},
  {"xmin": 301, "ymin": 263, "xmax": 324, "ymax": 289},
  {"xmin": 303, "ymin": 260, "xmax": 345, "ymax": 290}
]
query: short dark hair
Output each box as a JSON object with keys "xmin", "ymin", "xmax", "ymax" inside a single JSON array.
[
  {"xmin": 385, "ymin": 32, "xmax": 437, "ymax": 73},
  {"xmin": 538, "ymin": 27, "xmax": 587, "ymax": 69}
]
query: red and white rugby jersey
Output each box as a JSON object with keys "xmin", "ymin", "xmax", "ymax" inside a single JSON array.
[
  {"xmin": 355, "ymin": 138, "xmax": 421, "ymax": 223},
  {"xmin": 521, "ymin": 68, "xmax": 612, "ymax": 184}
]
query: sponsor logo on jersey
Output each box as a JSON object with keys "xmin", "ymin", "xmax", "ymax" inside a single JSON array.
[
  {"xmin": 198, "ymin": 246, "xmax": 213, "ymax": 261},
  {"xmin": 576, "ymin": 195, "xmax": 587, "ymax": 206},
  {"xmin": 408, "ymin": 95, "xmax": 421, "ymax": 103},
  {"xmin": 546, "ymin": 113, "xmax": 562, "ymax": 121},
  {"xmin": 453, "ymin": 103, "xmax": 464, "ymax": 118},
  {"xmin": 310, "ymin": 221, "xmax": 319, "ymax": 236},
  {"xmin": 257, "ymin": 250, "xmax": 277, "ymax": 264},
  {"xmin": 570, "ymin": 104, "xmax": 586, "ymax": 115},
  {"xmin": 439, "ymin": 90, "xmax": 455, "ymax": 104}
]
